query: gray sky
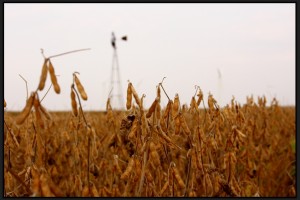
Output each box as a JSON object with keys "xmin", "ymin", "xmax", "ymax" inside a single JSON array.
[{"xmin": 4, "ymin": 3, "xmax": 295, "ymax": 111}]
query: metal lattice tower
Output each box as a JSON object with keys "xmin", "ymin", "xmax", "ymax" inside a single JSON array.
[{"xmin": 109, "ymin": 32, "xmax": 127, "ymax": 110}]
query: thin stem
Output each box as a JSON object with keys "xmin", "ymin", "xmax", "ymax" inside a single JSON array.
[
  {"xmin": 137, "ymin": 144, "xmax": 149, "ymax": 196},
  {"xmin": 40, "ymin": 84, "xmax": 52, "ymax": 103},
  {"xmin": 184, "ymin": 156, "xmax": 192, "ymax": 197},
  {"xmin": 108, "ymin": 87, "xmax": 113, "ymax": 98},
  {"xmin": 159, "ymin": 84, "xmax": 170, "ymax": 101},
  {"xmin": 193, "ymin": 85, "xmax": 200, "ymax": 98},
  {"xmin": 4, "ymin": 120, "xmax": 19, "ymax": 148},
  {"xmin": 40, "ymin": 48, "xmax": 46, "ymax": 59},
  {"xmin": 162, "ymin": 143, "xmax": 170, "ymax": 164},
  {"xmin": 159, "ymin": 77, "xmax": 170, "ymax": 101},
  {"xmin": 160, "ymin": 77, "xmax": 166, "ymax": 85},
  {"xmin": 19, "ymin": 74, "xmax": 28, "ymax": 100},
  {"xmin": 48, "ymin": 48, "xmax": 91, "ymax": 59}
]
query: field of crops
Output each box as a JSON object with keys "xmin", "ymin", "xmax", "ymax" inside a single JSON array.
[
  {"xmin": 4, "ymin": 92, "xmax": 295, "ymax": 197},
  {"xmin": 4, "ymin": 58, "xmax": 296, "ymax": 197}
]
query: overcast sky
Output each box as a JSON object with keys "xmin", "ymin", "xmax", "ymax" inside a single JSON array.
[{"xmin": 4, "ymin": 3, "xmax": 295, "ymax": 111}]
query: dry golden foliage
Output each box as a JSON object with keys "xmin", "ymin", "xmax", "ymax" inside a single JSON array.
[
  {"xmin": 81, "ymin": 185, "xmax": 90, "ymax": 197},
  {"xmin": 90, "ymin": 182, "xmax": 99, "ymax": 197},
  {"xmin": 4, "ymin": 79, "xmax": 295, "ymax": 197},
  {"xmin": 40, "ymin": 174, "xmax": 55, "ymax": 197}
]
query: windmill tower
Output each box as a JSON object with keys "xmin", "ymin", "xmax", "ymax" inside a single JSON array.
[{"xmin": 109, "ymin": 32, "xmax": 127, "ymax": 110}]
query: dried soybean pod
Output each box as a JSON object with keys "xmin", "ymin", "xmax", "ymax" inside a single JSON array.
[
  {"xmin": 146, "ymin": 97, "xmax": 159, "ymax": 118},
  {"xmin": 179, "ymin": 112, "xmax": 191, "ymax": 135},
  {"xmin": 48, "ymin": 179, "xmax": 65, "ymax": 197},
  {"xmin": 106, "ymin": 98, "xmax": 115, "ymax": 124},
  {"xmin": 160, "ymin": 181, "xmax": 169, "ymax": 196},
  {"xmin": 172, "ymin": 164, "xmax": 185, "ymax": 189},
  {"xmin": 126, "ymin": 82, "xmax": 133, "ymax": 110},
  {"xmin": 90, "ymin": 183, "xmax": 99, "ymax": 197},
  {"xmin": 188, "ymin": 190, "xmax": 197, "ymax": 197},
  {"xmin": 121, "ymin": 157, "xmax": 135, "ymax": 180},
  {"xmin": 82, "ymin": 185, "xmax": 90, "ymax": 197},
  {"xmin": 16, "ymin": 92, "xmax": 35, "ymax": 125},
  {"xmin": 172, "ymin": 93, "xmax": 180, "ymax": 119},
  {"xmin": 156, "ymin": 101, "xmax": 161, "ymax": 121},
  {"xmin": 40, "ymin": 174, "xmax": 55, "ymax": 197},
  {"xmin": 174, "ymin": 115, "xmax": 181, "ymax": 135},
  {"xmin": 157, "ymin": 85, "xmax": 161, "ymax": 100},
  {"xmin": 145, "ymin": 170, "xmax": 154, "ymax": 183},
  {"xmin": 33, "ymin": 95, "xmax": 44, "ymax": 128},
  {"xmin": 103, "ymin": 186, "xmax": 112, "ymax": 196},
  {"xmin": 190, "ymin": 96, "xmax": 198, "ymax": 112},
  {"xmin": 197, "ymin": 89, "xmax": 203, "ymax": 106},
  {"xmin": 130, "ymin": 83, "xmax": 141, "ymax": 108},
  {"xmin": 208, "ymin": 94, "xmax": 216, "ymax": 111},
  {"xmin": 74, "ymin": 74, "xmax": 88, "ymax": 100},
  {"xmin": 163, "ymin": 100, "xmax": 173, "ymax": 119},
  {"xmin": 203, "ymin": 173, "xmax": 213, "ymax": 196},
  {"xmin": 73, "ymin": 175, "xmax": 83, "ymax": 196},
  {"xmin": 189, "ymin": 96, "xmax": 195, "ymax": 110},
  {"xmin": 156, "ymin": 125, "xmax": 181, "ymax": 150},
  {"xmin": 38, "ymin": 58, "xmax": 49, "ymax": 91},
  {"xmin": 48, "ymin": 60, "xmax": 60, "ymax": 94},
  {"xmin": 160, "ymin": 117, "xmax": 167, "ymax": 132},
  {"xmin": 149, "ymin": 141, "xmax": 161, "ymax": 168},
  {"xmin": 31, "ymin": 168, "xmax": 41, "ymax": 196},
  {"xmin": 112, "ymin": 184, "xmax": 121, "ymax": 197},
  {"xmin": 134, "ymin": 156, "xmax": 142, "ymax": 177},
  {"xmin": 70, "ymin": 87, "xmax": 78, "ymax": 117},
  {"xmin": 128, "ymin": 118, "xmax": 138, "ymax": 140},
  {"xmin": 141, "ymin": 112, "xmax": 148, "ymax": 137}
]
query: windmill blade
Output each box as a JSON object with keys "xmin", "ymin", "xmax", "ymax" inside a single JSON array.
[{"xmin": 121, "ymin": 36, "xmax": 127, "ymax": 41}]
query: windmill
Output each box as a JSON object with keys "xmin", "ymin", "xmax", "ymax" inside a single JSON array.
[{"xmin": 109, "ymin": 32, "xmax": 127, "ymax": 110}]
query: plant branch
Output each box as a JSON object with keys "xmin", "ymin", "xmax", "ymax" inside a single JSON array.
[
  {"xmin": 48, "ymin": 48, "xmax": 91, "ymax": 59},
  {"xmin": 19, "ymin": 74, "xmax": 28, "ymax": 100},
  {"xmin": 40, "ymin": 84, "xmax": 52, "ymax": 103},
  {"xmin": 159, "ymin": 77, "xmax": 170, "ymax": 101}
]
